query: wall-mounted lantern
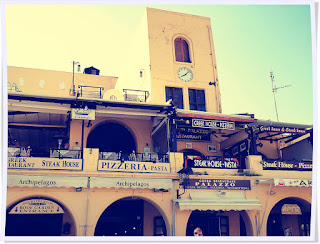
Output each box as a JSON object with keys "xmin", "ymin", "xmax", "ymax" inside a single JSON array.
[{"xmin": 177, "ymin": 167, "xmax": 193, "ymax": 199}]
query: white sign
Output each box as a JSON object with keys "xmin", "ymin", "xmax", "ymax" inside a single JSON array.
[
  {"xmin": 192, "ymin": 119, "xmax": 235, "ymax": 130},
  {"xmin": 98, "ymin": 160, "xmax": 170, "ymax": 174},
  {"xmin": 90, "ymin": 177, "xmax": 172, "ymax": 190},
  {"xmin": 9, "ymin": 199, "xmax": 64, "ymax": 214},
  {"xmin": 8, "ymin": 157, "xmax": 83, "ymax": 171},
  {"xmin": 71, "ymin": 107, "xmax": 95, "ymax": 120},
  {"xmin": 274, "ymin": 179, "xmax": 312, "ymax": 187}
]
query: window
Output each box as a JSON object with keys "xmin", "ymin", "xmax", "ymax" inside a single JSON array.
[
  {"xmin": 174, "ymin": 38, "xmax": 191, "ymax": 63},
  {"xmin": 165, "ymin": 87, "xmax": 184, "ymax": 109},
  {"xmin": 154, "ymin": 216, "xmax": 167, "ymax": 236},
  {"xmin": 188, "ymin": 89, "xmax": 206, "ymax": 111}
]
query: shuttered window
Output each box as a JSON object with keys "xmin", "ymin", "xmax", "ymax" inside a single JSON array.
[{"xmin": 174, "ymin": 38, "xmax": 191, "ymax": 63}]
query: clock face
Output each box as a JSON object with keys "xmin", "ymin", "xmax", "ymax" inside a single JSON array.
[{"xmin": 178, "ymin": 67, "xmax": 193, "ymax": 82}]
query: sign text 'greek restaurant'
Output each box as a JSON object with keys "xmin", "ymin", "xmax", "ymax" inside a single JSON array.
[{"xmin": 8, "ymin": 157, "xmax": 83, "ymax": 171}]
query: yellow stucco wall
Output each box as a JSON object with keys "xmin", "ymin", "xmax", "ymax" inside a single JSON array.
[
  {"xmin": 7, "ymin": 66, "xmax": 118, "ymax": 97},
  {"xmin": 147, "ymin": 8, "xmax": 221, "ymax": 113}
]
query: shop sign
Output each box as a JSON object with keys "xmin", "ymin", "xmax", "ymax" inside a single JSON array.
[
  {"xmin": 192, "ymin": 119, "xmax": 235, "ymax": 130},
  {"xmin": 71, "ymin": 107, "xmax": 95, "ymax": 120},
  {"xmin": 8, "ymin": 157, "xmax": 83, "ymax": 171},
  {"xmin": 7, "ymin": 174, "xmax": 88, "ymax": 188},
  {"xmin": 281, "ymin": 204, "xmax": 302, "ymax": 215},
  {"xmin": 274, "ymin": 178, "xmax": 312, "ymax": 187},
  {"xmin": 9, "ymin": 199, "xmax": 64, "ymax": 214},
  {"xmin": 177, "ymin": 126, "xmax": 211, "ymax": 141},
  {"xmin": 97, "ymin": 160, "xmax": 170, "ymax": 174},
  {"xmin": 90, "ymin": 177, "xmax": 172, "ymax": 190},
  {"xmin": 262, "ymin": 160, "xmax": 312, "ymax": 171},
  {"xmin": 258, "ymin": 125, "xmax": 306, "ymax": 134},
  {"xmin": 186, "ymin": 179, "xmax": 251, "ymax": 190},
  {"xmin": 187, "ymin": 156, "xmax": 239, "ymax": 169}
]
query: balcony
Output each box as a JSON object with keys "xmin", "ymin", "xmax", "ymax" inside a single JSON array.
[
  {"xmin": 123, "ymin": 89, "xmax": 150, "ymax": 102},
  {"xmin": 77, "ymin": 85, "xmax": 104, "ymax": 99}
]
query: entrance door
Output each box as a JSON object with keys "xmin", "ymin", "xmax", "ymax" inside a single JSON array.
[
  {"xmin": 186, "ymin": 211, "xmax": 230, "ymax": 236},
  {"xmin": 6, "ymin": 213, "xmax": 63, "ymax": 236},
  {"xmin": 94, "ymin": 199, "xmax": 144, "ymax": 236},
  {"xmin": 6, "ymin": 198, "xmax": 65, "ymax": 236}
]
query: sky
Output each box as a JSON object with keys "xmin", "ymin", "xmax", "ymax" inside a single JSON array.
[{"xmin": 3, "ymin": 2, "xmax": 315, "ymax": 125}]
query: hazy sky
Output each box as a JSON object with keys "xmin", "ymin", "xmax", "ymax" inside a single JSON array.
[{"xmin": 3, "ymin": 2, "xmax": 315, "ymax": 125}]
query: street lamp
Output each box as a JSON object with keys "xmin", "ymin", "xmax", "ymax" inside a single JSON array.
[{"xmin": 71, "ymin": 61, "xmax": 81, "ymax": 96}]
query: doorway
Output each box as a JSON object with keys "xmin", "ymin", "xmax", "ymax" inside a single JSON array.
[
  {"xmin": 5, "ymin": 198, "xmax": 66, "ymax": 236},
  {"xmin": 267, "ymin": 197, "xmax": 311, "ymax": 236},
  {"xmin": 87, "ymin": 121, "xmax": 136, "ymax": 156},
  {"xmin": 94, "ymin": 198, "xmax": 167, "ymax": 236}
]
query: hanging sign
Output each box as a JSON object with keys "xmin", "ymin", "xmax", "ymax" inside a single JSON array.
[
  {"xmin": 176, "ymin": 126, "xmax": 211, "ymax": 141},
  {"xmin": 186, "ymin": 156, "xmax": 239, "ymax": 169},
  {"xmin": 9, "ymin": 199, "xmax": 64, "ymax": 214},
  {"xmin": 98, "ymin": 160, "xmax": 170, "ymax": 174},
  {"xmin": 281, "ymin": 204, "xmax": 302, "ymax": 215},
  {"xmin": 262, "ymin": 160, "xmax": 312, "ymax": 171},
  {"xmin": 192, "ymin": 119, "xmax": 235, "ymax": 130},
  {"xmin": 71, "ymin": 107, "xmax": 95, "ymax": 120},
  {"xmin": 274, "ymin": 179, "xmax": 312, "ymax": 187},
  {"xmin": 186, "ymin": 179, "xmax": 251, "ymax": 190},
  {"xmin": 258, "ymin": 125, "xmax": 307, "ymax": 134},
  {"xmin": 8, "ymin": 157, "xmax": 83, "ymax": 171}
]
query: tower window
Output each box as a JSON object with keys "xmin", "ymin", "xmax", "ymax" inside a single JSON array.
[
  {"xmin": 165, "ymin": 87, "xmax": 184, "ymax": 109},
  {"xmin": 189, "ymin": 89, "xmax": 206, "ymax": 111},
  {"xmin": 174, "ymin": 38, "xmax": 191, "ymax": 63}
]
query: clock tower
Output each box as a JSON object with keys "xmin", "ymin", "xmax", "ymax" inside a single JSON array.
[{"xmin": 146, "ymin": 8, "xmax": 222, "ymax": 113}]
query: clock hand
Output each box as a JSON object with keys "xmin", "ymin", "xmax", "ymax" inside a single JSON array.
[{"xmin": 181, "ymin": 71, "xmax": 190, "ymax": 77}]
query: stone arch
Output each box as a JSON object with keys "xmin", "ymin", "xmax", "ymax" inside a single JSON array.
[
  {"xmin": 265, "ymin": 195, "xmax": 311, "ymax": 236},
  {"xmin": 86, "ymin": 119, "xmax": 138, "ymax": 155},
  {"xmin": 6, "ymin": 193, "xmax": 79, "ymax": 236},
  {"xmin": 92, "ymin": 194, "xmax": 171, "ymax": 236}
]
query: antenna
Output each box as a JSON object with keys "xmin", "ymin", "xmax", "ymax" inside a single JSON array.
[{"xmin": 270, "ymin": 72, "xmax": 292, "ymax": 122}]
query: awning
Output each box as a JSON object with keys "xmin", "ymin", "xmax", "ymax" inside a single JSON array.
[
  {"xmin": 90, "ymin": 177, "xmax": 172, "ymax": 190},
  {"xmin": 7, "ymin": 174, "xmax": 88, "ymax": 188},
  {"xmin": 174, "ymin": 192, "xmax": 262, "ymax": 211}
]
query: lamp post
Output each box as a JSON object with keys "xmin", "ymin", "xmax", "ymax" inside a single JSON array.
[{"xmin": 71, "ymin": 61, "xmax": 81, "ymax": 96}]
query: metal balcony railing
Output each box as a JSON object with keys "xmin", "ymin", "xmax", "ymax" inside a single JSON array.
[
  {"xmin": 99, "ymin": 151, "xmax": 169, "ymax": 163},
  {"xmin": 123, "ymin": 89, "xmax": 150, "ymax": 102},
  {"xmin": 78, "ymin": 85, "xmax": 104, "ymax": 99}
]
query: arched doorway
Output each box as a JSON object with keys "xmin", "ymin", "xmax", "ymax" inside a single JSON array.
[
  {"xmin": 94, "ymin": 197, "xmax": 167, "ymax": 236},
  {"xmin": 186, "ymin": 210, "xmax": 250, "ymax": 236},
  {"xmin": 267, "ymin": 197, "xmax": 311, "ymax": 236},
  {"xmin": 87, "ymin": 121, "xmax": 136, "ymax": 156},
  {"xmin": 5, "ymin": 197, "xmax": 75, "ymax": 236}
]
